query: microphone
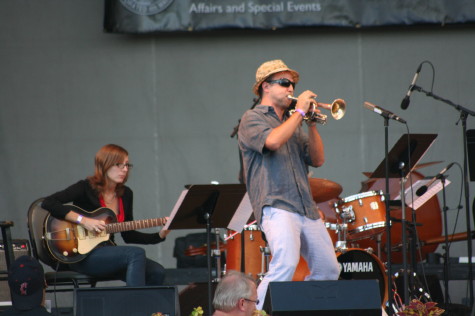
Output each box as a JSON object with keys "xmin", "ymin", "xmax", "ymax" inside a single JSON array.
[
  {"xmin": 364, "ymin": 102, "xmax": 407, "ymax": 124},
  {"xmin": 416, "ymin": 162, "xmax": 455, "ymax": 196},
  {"xmin": 401, "ymin": 63, "xmax": 423, "ymax": 110}
]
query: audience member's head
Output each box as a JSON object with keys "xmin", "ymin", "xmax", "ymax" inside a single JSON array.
[
  {"xmin": 8, "ymin": 255, "xmax": 46, "ymax": 310},
  {"xmin": 212, "ymin": 270, "xmax": 258, "ymax": 316}
]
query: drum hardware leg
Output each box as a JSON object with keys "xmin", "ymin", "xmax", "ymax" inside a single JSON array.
[
  {"xmin": 258, "ymin": 245, "xmax": 271, "ymax": 276},
  {"xmin": 335, "ymin": 240, "xmax": 347, "ymax": 252},
  {"xmin": 212, "ymin": 248, "xmax": 222, "ymax": 282},
  {"xmin": 259, "ymin": 246, "xmax": 265, "ymax": 277},
  {"xmin": 222, "ymin": 263, "xmax": 227, "ymax": 277},
  {"xmin": 212, "ymin": 228, "xmax": 223, "ymax": 282},
  {"xmin": 375, "ymin": 233, "xmax": 382, "ymax": 259},
  {"xmin": 335, "ymin": 221, "xmax": 348, "ymax": 252},
  {"xmin": 257, "ymin": 246, "xmax": 270, "ymax": 283}
]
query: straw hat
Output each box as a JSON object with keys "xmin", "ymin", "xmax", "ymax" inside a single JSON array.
[{"xmin": 253, "ymin": 59, "xmax": 300, "ymax": 96}]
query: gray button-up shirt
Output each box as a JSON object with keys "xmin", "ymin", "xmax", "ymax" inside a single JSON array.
[{"xmin": 238, "ymin": 105, "xmax": 320, "ymax": 225}]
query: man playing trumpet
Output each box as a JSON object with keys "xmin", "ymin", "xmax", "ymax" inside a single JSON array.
[{"xmin": 238, "ymin": 59, "xmax": 340, "ymax": 310}]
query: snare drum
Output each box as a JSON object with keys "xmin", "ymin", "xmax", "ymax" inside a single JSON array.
[
  {"xmin": 337, "ymin": 248, "xmax": 388, "ymax": 305},
  {"xmin": 335, "ymin": 191, "xmax": 386, "ymax": 240}
]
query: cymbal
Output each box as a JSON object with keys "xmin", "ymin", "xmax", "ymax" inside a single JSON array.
[{"xmin": 309, "ymin": 178, "xmax": 343, "ymax": 203}]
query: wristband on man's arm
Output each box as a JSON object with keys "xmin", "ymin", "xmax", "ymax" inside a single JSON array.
[{"xmin": 295, "ymin": 109, "xmax": 306, "ymax": 118}]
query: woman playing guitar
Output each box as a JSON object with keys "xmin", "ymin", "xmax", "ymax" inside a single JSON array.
[{"xmin": 41, "ymin": 144, "xmax": 170, "ymax": 286}]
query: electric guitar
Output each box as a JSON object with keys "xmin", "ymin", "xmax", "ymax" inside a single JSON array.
[{"xmin": 44, "ymin": 206, "xmax": 167, "ymax": 264}]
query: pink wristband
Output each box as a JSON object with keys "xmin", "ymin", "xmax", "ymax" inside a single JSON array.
[{"xmin": 295, "ymin": 109, "xmax": 306, "ymax": 118}]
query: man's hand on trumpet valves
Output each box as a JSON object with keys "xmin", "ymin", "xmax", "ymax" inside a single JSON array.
[{"xmin": 295, "ymin": 90, "xmax": 319, "ymax": 114}]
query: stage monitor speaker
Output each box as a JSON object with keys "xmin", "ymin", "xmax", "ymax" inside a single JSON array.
[
  {"xmin": 179, "ymin": 282, "xmax": 217, "ymax": 316},
  {"xmin": 264, "ymin": 280, "xmax": 381, "ymax": 316},
  {"xmin": 0, "ymin": 239, "xmax": 30, "ymax": 302},
  {"xmin": 74, "ymin": 286, "xmax": 179, "ymax": 316},
  {"xmin": 467, "ymin": 129, "xmax": 475, "ymax": 181}
]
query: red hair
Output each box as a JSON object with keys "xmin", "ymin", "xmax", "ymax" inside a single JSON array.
[{"xmin": 87, "ymin": 144, "xmax": 129, "ymax": 196}]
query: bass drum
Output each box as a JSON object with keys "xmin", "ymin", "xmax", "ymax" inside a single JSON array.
[{"xmin": 337, "ymin": 248, "xmax": 388, "ymax": 306}]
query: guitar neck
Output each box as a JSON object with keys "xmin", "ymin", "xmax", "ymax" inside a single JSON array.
[{"xmin": 106, "ymin": 218, "xmax": 165, "ymax": 234}]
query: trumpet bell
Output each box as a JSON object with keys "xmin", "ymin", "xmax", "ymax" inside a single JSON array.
[
  {"xmin": 330, "ymin": 99, "xmax": 346, "ymax": 120},
  {"xmin": 286, "ymin": 95, "xmax": 346, "ymax": 124}
]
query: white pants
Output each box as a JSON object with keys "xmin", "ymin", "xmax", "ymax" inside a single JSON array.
[{"xmin": 257, "ymin": 206, "xmax": 340, "ymax": 310}]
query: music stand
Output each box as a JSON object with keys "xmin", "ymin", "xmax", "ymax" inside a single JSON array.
[
  {"xmin": 371, "ymin": 133, "xmax": 437, "ymax": 179},
  {"xmin": 371, "ymin": 133, "xmax": 437, "ymax": 307},
  {"xmin": 165, "ymin": 184, "xmax": 249, "ymax": 316}
]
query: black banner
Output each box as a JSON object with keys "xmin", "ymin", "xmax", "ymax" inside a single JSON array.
[{"xmin": 104, "ymin": 0, "xmax": 475, "ymax": 34}]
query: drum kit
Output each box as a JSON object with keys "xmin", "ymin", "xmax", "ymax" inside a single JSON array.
[
  {"xmin": 221, "ymin": 178, "xmax": 393, "ymax": 306},
  {"xmin": 186, "ymin": 175, "xmax": 443, "ymax": 308}
]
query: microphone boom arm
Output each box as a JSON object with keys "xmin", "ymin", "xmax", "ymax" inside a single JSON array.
[{"xmin": 412, "ymin": 85, "xmax": 475, "ymax": 117}]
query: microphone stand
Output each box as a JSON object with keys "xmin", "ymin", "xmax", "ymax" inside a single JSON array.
[
  {"xmin": 399, "ymin": 162, "xmax": 409, "ymax": 306},
  {"xmin": 382, "ymin": 115, "xmax": 394, "ymax": 313},
  {"xmin": 439, "ymin": 174, "xmax": 451, "ymax": 311},
  {"xmin": 412, "ymin": 84, "xmax": 475, "ymax": 309}
]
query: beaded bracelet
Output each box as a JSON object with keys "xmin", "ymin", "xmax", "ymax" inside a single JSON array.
[{"xmin": 295, "ymin": 109, "xmax": 306, "ymax": 118}]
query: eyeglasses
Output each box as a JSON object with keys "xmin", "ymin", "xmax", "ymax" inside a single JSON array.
[
  {"xmin": 115, "ymin": 163, "xmax": 133, "ymax": 169},
  {"xmin": 243, "ymin": 298, "xmax": 259, "ymax": 305},
  {"xmin": 265, "ymin": 78, "xmax": 295, "ymax": 89}
]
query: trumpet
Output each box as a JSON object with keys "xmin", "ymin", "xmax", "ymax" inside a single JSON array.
[{"xmin": 287, "ymin": 95, "xmax": 346, "ymax": 124}]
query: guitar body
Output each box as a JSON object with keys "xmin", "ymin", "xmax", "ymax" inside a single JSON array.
[{"xmin": 44, "ymin": 207, "xmax": 117, "ymax": 264}]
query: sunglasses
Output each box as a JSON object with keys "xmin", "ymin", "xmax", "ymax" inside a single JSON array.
[{"xmin": 265, "ymin": 78, "xmax": 295, "ymax": 89}]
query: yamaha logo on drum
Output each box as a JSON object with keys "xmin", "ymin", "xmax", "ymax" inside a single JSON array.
[{"xmin": 339, "ymin": 261, "xmax": 374, "ymax": 273}]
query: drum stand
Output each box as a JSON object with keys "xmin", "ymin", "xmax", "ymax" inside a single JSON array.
[
  {"xmin": 212, "ymin": 228, "xmax": 223, "ymax": 280},
  {"xmin": 374, "ymin": 233, "xmax": 382, "ymax": 259},
  {"xmin": 335, "ymin": 222, "xmax": 349, "ymax": 252},
  {"xmin": 258, "ymin": 245, "xmax": 271, "ymax": 283},
  {"xmin": 332, "ymin": 201, "xmax": 351, "ymax": 252}
]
